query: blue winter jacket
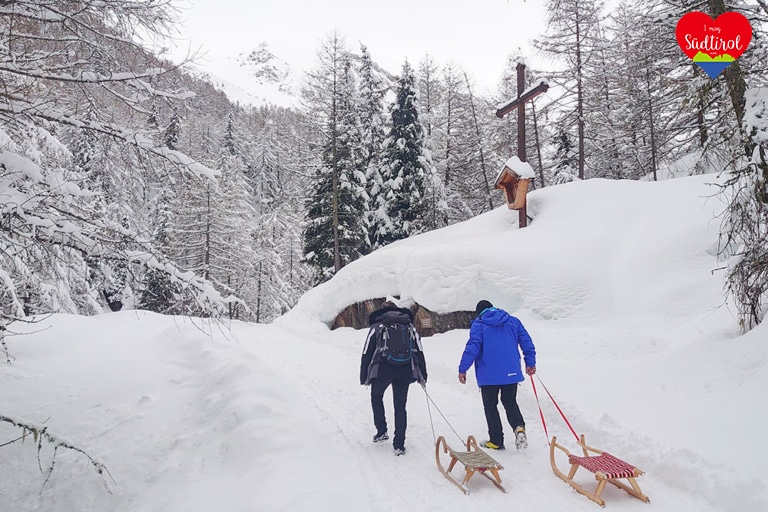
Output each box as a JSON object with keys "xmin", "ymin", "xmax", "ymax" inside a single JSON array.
[{"xmin": 458, "ymin": 308, "xmax": 536, "ymax": 386}]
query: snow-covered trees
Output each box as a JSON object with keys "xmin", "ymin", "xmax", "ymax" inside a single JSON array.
[
  {"xmin": 712, "ymin": 1, "xmax": 768, "ymax": 330},
  {"xmin": 245, "ymin": 107, "xmax": 308, "ymax": 322},
  {"xmin": 2, "ymin": 2, "xmax": 764, "ymax": 330},
  {"xmin": 137, "ymin": 188, "xmax": 180, "ymax": 314},
  {"xmin": 551, "ymin": 127, "xmax": 580, "ymax": 184},
  {"xmin": 377, "ymin": 61, "xmax": 433, "ymax": 244},
  {"xmin": 357, "ymin": 44, "xmax": 388, "ymax": 253},
  {"xmin": 0, "ymin": 0, "xmax": 237, "ymax": 325},
  {"xmin": 302, "ymin": 33, "xmax": 369, "ymax": 283},
  {"xmin": 164, "ymin": 112, "xmax": 257, "ymax": 318},
  {"xmin": 0, "ymin": 0, "xmax": 322, "ymax": 324},
  {"xmin": 536, "ymin": 0, "xmax": 604, "ymax": 180}
]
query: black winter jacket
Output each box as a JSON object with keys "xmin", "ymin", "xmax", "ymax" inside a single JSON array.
[{"xmin": 359, "ymin": 306, "xmax": 428, "ymax": 385}]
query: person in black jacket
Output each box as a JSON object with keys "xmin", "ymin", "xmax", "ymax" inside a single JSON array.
[{"xmin": 360, "ymin": 305, "xmax": 427, "ymax": 456}]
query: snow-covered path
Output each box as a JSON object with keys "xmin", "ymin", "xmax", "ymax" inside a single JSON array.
[
  {"xmin": 2, "ymin": 311, "xmax": 766, "ymax": 511},
  {"xmin": 3, "ymin": 175, "xmax": 768, "ymax": 511}
]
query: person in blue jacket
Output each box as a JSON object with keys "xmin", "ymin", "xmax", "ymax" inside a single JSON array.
[{"xmin": 458, "ymin": 300, "xmax": 536, "ymax": 451}]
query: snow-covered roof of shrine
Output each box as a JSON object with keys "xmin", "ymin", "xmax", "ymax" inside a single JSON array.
[{"xmin": 496, "ymin": 155, "xmax": 535, "ymax": 181}]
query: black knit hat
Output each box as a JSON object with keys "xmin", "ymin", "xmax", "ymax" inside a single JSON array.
[{"xmin": 475, "ymin": 300, "xmax": 493, "ymax": 316}]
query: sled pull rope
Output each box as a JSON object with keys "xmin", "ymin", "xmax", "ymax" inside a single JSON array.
[
  {"xmin": 530, "ymin": 375, "xmax": 551, "ymax": 445},
  {"xmin": 532, "ymin": 375, "xmax": 580, "ymax": 442},
  {"xmin": 422, "ymin": 386, "xmax": 465, "ymax": 445},
  {"xmin": 423, "ymin": 385, "xmax": 438, "ymax": 443}
]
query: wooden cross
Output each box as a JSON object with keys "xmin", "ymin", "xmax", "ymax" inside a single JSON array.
[{"xmin": 495, "ymin": 62, "xmax": 548, "ymax": 228}]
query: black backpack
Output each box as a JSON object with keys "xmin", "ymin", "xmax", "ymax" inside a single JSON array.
[{"xmin": 374, "ymin": 322, "xmax": 415, "ymax": 366}]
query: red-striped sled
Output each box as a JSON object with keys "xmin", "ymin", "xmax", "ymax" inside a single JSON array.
[{"xmin": 550, "ymin": 434, "xmax": 649, "ymax": 507}]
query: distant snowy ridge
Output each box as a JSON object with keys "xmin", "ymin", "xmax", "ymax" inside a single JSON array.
[
  {"xmin": 181, "ymin": 42, "xmax": 299, "ymax": 108},
  {"xmin": 237, "ymin": 42, "xmax": 293, "ymax": 89}
]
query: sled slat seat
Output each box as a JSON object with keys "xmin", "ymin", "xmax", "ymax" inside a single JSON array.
[
  {"xmin": 435, "ymin": 435, "xmax": 506, "ymax": 494},
  {"xmin": 550, "ymin": 434, "xmax": 649, "ymax": 507},
  {"xmin": 568, "ymin": 451, "xmax": 639, "ymax": 479},
  {"xmin": 451, "ymin": 448, "xmax": 503, "ymax": 471}
]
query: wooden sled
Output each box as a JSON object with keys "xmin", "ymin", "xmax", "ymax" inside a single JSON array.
[
  {"xmin": 435, "ymin": 435, "xmax": 506, "ymax": 494},
  {"xmin": 550, "ymin": 434, "xmax": 650, "ymax": 507}
]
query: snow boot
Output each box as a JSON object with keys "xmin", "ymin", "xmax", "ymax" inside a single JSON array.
[
  {"xmin": 480, "ymin": 440, "xmax": 505, "ymax": 451},
  {"xmin": 373, "ymin": 432, "xmax": 389, "ymax": 443},
  {"xmin": 514, "ymin": 426, "xmax": 528, "ymax": 450}
]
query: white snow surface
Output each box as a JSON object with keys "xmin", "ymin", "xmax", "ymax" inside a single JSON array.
[{"xmin": 3, "ymin": 174, "xmax": 768, "ymax": 511}]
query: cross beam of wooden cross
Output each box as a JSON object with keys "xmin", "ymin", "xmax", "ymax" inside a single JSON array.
[{"xmin": 496, "ymin": 81, "xmax": 550, "ymax": 118}]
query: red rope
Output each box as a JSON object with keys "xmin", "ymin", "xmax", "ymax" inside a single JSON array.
[
  {"xmin": 536, "ymin": 375, "xmax": 580, "ymax": 442},
  {"xmin": 530, "ymin": 375, "xmax": 550, "ymax": 445}
]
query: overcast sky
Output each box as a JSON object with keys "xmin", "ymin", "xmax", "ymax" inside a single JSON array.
[{"xmin": 169, "ymin": 0, "xmax": 549, "ymax": 94}]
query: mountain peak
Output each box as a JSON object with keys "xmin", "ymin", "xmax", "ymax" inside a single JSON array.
[{"xmin": 237, "ymin": 41, "xmax": 293, "ymax": 89}]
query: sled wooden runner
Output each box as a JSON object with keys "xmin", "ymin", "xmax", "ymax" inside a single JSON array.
[
  {"xmin": 435, "ymin": 435, "xmax": 506, "ymax": 494},
  {"xmin": 550, "ymin": 434, "xmax": 650, "ymax": 507}
]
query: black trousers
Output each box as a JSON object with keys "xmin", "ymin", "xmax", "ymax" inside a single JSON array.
[
  {"xmin": 370, "ymin": 364, "xmax": 412, "ymax": 450},
  {"xmin": 481, "ymin": 383, "xmax": 524, "ymax": 447}
]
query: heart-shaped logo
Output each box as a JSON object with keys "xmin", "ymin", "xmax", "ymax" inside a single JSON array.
[{"xmin": 675, "ymin": 11, "xmax": 752, "ymax": 79}]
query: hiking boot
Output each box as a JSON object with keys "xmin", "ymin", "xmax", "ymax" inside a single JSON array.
[
  {"xmin": 373, "ymin": 432, "xmax": 389, "ymax": 443},
  {"xmin": 514, "ymin": 427, "xmax": 528, "ymax": 450},
  {"xmin": 394, "ymin": 447, "xmax": 406, "ymax": 456},
  {"xmin": 480, "ymin": 440, "xmax": 505, "ymax": 451}
]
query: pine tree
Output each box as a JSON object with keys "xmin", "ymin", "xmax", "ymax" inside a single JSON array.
[
  {"xmin": 137, "ymin": 188, "xmax": 181, "ymax": 314},
  {"xmin": 440, "ymin": 62, "xmax": 470, "ymax": 221},
  {"xmin": 551, "ymin": 127, "xmax": 580, "ymax": 184},
  {"xmin": 302, "ymin": 33, "xmax": 369, "ymax": 283},
  {"xmin": 245, "ymin": 107, "xmax": 307, "ymax": 322},
  {"xmin": 166, "ymin": 114, "xmax": 256, "ymax": 316},
  {"xmin": 462, "ymin": 70, "xmax": 497, "ymax": 214},
  {"xmin": 536, "ymin": 0, "xmax": 605, "ymax": 179},
  {"xmin": 377, "ymin": 61, "xmax": 432, "ymax": 245},
  {"xmin": 165, "ymin": 109, "xmax": 181, "ymax": 151},
  {"xmin": 417, "ymin": 55, "xmax": 444, "ymax": 141},
  {"xmin": 598, "ymin": 1, "xmax": 687, "ymax": 181},
  {"xmin": 357, "ymin": 44, "xmax": 388, "ymax": 253}
]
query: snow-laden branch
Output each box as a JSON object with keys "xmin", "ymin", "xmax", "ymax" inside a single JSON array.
[
  {"xmin": 720, "ymin": 87, "xmax": 768, "ymax": 330},
  {"xmin": 745, "ymin": 88, "xmax": 768, "ymax": 145},
  {"xmin": 0, "ymin": 414, "xmax": 115, "ymax": 494},
  {"xmin": 1, "ymin": 99, "xmax": 219, "ymax": 181},
  {"xmin": 1, "ymin": 0, "xmax": 179, "ymax": 50},
  {"xmin": 127, "ymin": 251, "xmax": 242, "ymax": 316},
  {"xmin": 0, "ymin": 62, "xmax": 167, "ymax": 84},
  {"xmin": 1, "ymin": 142, "xmax": 231, "ymax": 319},
  {"xmin": 0, "ymin": 266, "xmax": 25, "ymax": 319}
]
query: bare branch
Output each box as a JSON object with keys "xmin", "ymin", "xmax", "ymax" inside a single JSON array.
[{"xmin": 0, "ymin": 414, "xmax": 115, "ymax": 494}]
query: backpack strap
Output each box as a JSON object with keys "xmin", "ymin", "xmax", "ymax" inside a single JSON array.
[{"xmin": 371, "ymin": 322, "xmax": 390, "ymax": 361}]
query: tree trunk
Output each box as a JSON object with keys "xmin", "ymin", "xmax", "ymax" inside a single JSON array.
[
  {"xmin": 576, "ymin": 13, "xmax": 586, "ymax": 180},
  {"xmin": 228, "ymin": 275, "xmax": 232, "ymax": 319},
  {"xmin": 532, "ymin": 102, "xmax": 546, "ymax": 187},
  {"xmin": 204, "ymin": 184, "xmax": 211, "ymax": 281},
  {"xmin": 256, "ymin": 262, "xmax": 263, "ymax": 323},
  {"xmin": 694, "ymin": 66, "xmax": 709, "ymax": 148},
  {"xmin": 331, "ymin": 69, "xmax": 342, "ymax": 273},
  {"xmin": 644, "ymin": 57, "xmax": 658, "ymax": 181},
  {"xmin": 445, "ymin": 94, "xmax": 453, "ymax": 185},
  {"xmin": 463, "ymin": 72, "xmax": 495, "ymax": 210},
  {"xmin": 707, "ymin": 0, "xmax": 749, "ymax": 154}
]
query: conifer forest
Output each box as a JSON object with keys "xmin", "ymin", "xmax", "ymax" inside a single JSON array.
[{"xmin": 1, "ymin": 0, "xmax": 767, "ymax": 330}]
